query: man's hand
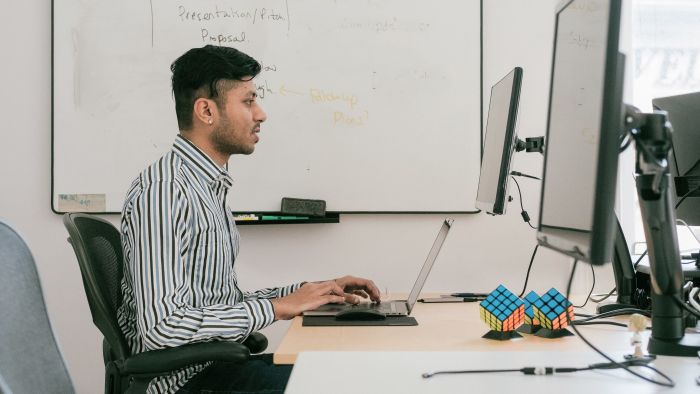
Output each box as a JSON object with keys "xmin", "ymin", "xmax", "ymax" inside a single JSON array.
[
  {"xmin": 334, "ymin": 275, "xmax": 382, "ymax": 304},
  {"xmin": 271, "ymin": 281, "xmax": 346, "ymax": 320}
]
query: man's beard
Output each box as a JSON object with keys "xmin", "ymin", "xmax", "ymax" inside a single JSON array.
[{"xmin": 211, "ymin": 115, "xmax": 254, "ymax": 156}]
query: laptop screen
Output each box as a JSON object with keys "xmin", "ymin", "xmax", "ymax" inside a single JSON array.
[{"xmin": 406, "ymin": 218, "xmax": 453, "ymax": 311}]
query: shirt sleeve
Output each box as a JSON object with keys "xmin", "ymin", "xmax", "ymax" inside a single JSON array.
[
  {"xmin": 243, "ymin": 282, "xmax": 305, "ymax": 300},
  {"xmin": 123, "ymin": 179, "xmax": 276, "ymax": 350}
]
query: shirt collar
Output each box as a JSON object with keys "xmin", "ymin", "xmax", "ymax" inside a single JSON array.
[{"xmin": 172, "ymin": 135, "xmax": 234, "ymax": 189}]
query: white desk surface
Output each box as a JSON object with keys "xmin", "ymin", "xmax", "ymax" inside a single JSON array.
[{"xmin": 286, "ymin": 351, "xmax": 699, "ymax": 393}]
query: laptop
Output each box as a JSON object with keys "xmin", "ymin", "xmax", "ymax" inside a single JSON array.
[{"xmin": 303, "ymin": 218, "xmax": 453, "ymax": 317}]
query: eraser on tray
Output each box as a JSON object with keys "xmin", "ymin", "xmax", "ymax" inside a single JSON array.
[{"xmin": 281, "ymin": 197, "xmax": 326, "ymax": 217}]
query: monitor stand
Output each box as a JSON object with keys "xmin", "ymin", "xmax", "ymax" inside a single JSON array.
[{"xmin": 626, "ymin": 106, "xmax": 700, "ymax": 356}]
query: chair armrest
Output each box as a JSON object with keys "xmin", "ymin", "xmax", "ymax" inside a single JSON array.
[
  {"xmin": 243, "ymin": 332, "xmax": 268, "ymax": 354},
  {"xmin": 121, "ymin": 341, "xmax": 250, "ymax": 375}
]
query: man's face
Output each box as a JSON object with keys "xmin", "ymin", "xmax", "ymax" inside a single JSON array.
[{"xmin": 211, "ymin": 79, "xmax": 267, "ymax": 156}]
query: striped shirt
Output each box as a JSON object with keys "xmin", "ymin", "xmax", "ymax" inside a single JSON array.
[{"xmin": 119, "ymin": 135, "xmax": 302, "ymax": 394}]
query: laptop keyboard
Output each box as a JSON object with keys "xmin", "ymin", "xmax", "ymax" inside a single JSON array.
[{"xmin": 357, "ymin": 302, "xmax": 399, "ymax": 314}]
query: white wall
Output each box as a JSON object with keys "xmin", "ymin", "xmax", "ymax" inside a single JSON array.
[{"xmin": 0, "ymin": 1, "xmax": 612, "ymax": 393}]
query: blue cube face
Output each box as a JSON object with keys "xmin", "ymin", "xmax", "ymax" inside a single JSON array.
[
  {"xmin": 524, "ymin": 291, "xmax": 540, "ymax": 303},
  {"xmin": 532, "ymin": 288, "xmax": 573, "ymax": 329},
  {"xmin": 479, "ymin": 285, "xmax": 525, "ymax": 331}
]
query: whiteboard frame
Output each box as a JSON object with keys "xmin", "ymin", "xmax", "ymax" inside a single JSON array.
[{"xmin": 51, "ymin": 0, "xmax": 484, "ymax": 215}]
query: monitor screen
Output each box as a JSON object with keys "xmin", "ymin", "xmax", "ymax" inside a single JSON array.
[
  {"xmin": 653, "ymin": 92, "xmax": 700, "ymax": 225},
  {"xmin": 537, "ymin": 0, "xmax": 624, "ymax": 265},
  {"xmin": 475, "ymin": 67, "xmax": 523, "ymax": 215}
]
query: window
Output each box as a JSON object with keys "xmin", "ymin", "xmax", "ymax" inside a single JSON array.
[{"xmin": 626, "ymin": 0, "xmax": 700, "ymax": 253}]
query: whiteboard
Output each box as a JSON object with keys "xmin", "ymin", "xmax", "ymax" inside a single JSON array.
[{"xmin": 52, "ymin": 0, "xmax": 481, "ymax": 213}]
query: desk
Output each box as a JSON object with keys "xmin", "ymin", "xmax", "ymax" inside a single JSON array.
[
  {"xmin": 274, "ymin": 297, "xmax": 641, "ymax": 365},
  {"xmin": 286, "ymin": 351, "xmax": 698, "ymax": 393},
  {"xmin": 276, "ymin": 299, "xmax": 698, "ymax": 392}
]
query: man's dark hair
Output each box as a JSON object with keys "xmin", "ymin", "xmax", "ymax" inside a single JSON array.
[{"xmin": 171, "ymin": 45, "xmax": 262, "ymax": 130}]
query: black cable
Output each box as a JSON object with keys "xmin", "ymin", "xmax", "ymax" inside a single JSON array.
[
  {"xmin": 510, "ymin": 170, "xmax": 541, "ymax": 180},
  {"xmin": 573, "ymin": 261, "xmax": 595, "ymax": 308},
  {"xmin": 572, "ymin": 321, "xmax": 628, "ymax": 328},
  {"xmin": 674, "ymin": 185, "xmax": 700, "ymax": 210},
  {"xmin": 573, "ymin": 308, "xmax": 651, "ymax": 323},
  {"xmin": 632, "ymin": 250, "xmax": 648, "ymax": 269},
  {"xmin": 511, "ymin": 176, "xmax": 536, "ymax": 229},
  {"xmin": 590, "ymin": 287, "xmax": 617, "ymax": 303},
  {"xmin": 517, "ymin": 244, "xmax": 539, "ymax": 298},
  {"xmin": 566, "ymin": 260, "xmax": 675, "ymax": 387},
  {"xmin": 672, "ymin": 295, "xmax": 700, "ymax": 319},
  {"xmin": 422, "ymin": 368, "xmax": 523, "ymax": 378},
  {"xmin": 422, "ymin": 353, "xmax": 664, "ymax": 379}
]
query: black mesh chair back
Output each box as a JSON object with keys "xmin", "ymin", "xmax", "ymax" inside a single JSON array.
[
  {"xmin": 63, "ymin": 212, "xmax": 134, "ymax": 394},
  {"xmin": 0, "ymin": 220, "xmax": 75, "ymax": 394}
]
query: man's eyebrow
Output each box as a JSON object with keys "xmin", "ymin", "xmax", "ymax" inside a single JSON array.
[{"xmin": 246, "ymin": 91, "xmax": 258, "ymax": 99}]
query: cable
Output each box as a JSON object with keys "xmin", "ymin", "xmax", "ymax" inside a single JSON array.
[
  {"xmin": 676, "ymin": 218, "xmax": 700, "ymax": 245},
  {"xmin": 674, "ymin": 185, "xmax": 700, "ymax": 210},
  {"xmin": 422, "ymin": 368, "xmax": 524, "ymax": 378},
  {"xmin": 566, "ymin": 260, "xmax": 675, "ymax": 387},
  {"xmin": 672, "ymin": 295, "xmax": 700, "ymax": 319},
  {"xmin": 511, "ymin": 176, "xmax": 536, "ymax": 229},
  {"xmin": 571, "ymin": 321, "xmax": 628, "ymax": 328},
  {"xmin": 590, "ymin": 288, "xmax": 617, "ymax": 303},
  {"xmin": 517, "ymin": 244, "xmax": 539, "ymax": 298},
  {"xmin": 573, "ymin": 308, "xmax": 651, "ymax": 323},
  {"xmin": 573, "ymin": 261, "xmax": 595, "ymax": 308},
  {"xmin": 632, "ymin": 250, "xmax": 648, "ymax": 269},
  {"xmin": 422, "ymin": 354, "xmax": 664, "ymax": 379},
  {"xmin": 689, "ymin": 288, "xmax": 700, "ymax": 315},
  {"xmin": 510, "ymin": 171, "xmax": 541, "ymax": 180}
]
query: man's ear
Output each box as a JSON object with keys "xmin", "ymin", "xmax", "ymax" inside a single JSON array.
[{"xmin": 193, "ymin": 98, "xmax": 217, "ymax": 126}]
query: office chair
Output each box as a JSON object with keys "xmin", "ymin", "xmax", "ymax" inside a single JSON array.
[
  {"xmin": 0, "ymin": 220, "xmax": 75, "ymax": 394},
  {"xmin": 63, "ymin": 213, "xmax": 268, "ymax": 394},
  {"xmin": 0, "ymin": 373, "xmax": 12, "ymax": 394}
]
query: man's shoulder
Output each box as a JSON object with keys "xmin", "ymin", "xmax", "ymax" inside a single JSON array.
[
  {"xmin": 124, "ymin": 151, "xmax": 188, "ymax": 203},
  {"xmin": 135, "ymin": 150, "xmax": 186, "ymax": 186}
]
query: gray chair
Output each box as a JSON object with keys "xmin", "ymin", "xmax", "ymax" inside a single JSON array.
[
  {"xmin": 0, "ymin": 374, "xmax": 13, "ymax": 394},
  {"xmin": 0, "ymin": 220, "xmax": 75, "ymax": 394}
]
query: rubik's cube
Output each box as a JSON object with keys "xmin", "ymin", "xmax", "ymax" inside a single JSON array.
[
  {"xmin": 479, "ymin": 285, "xmax": 525, "ymax": 332},
  {"xmin": 522, "ymin": 291, "xmax": 540, "ymax": 326},
  {"xmin": 532, "ymin": 288, "xmax": 574, "ymax": 330}
]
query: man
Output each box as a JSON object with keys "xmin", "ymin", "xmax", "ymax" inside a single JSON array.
[{"xmin": 119, "ymin": 45, "xmax": 381, "ymax": 394}]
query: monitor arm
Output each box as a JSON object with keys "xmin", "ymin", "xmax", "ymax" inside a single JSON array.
[
  {"xmin": 515, "ymin": 136, "xmax": 545, "ymax": 154},
  {"xmin": 624, "ymin": 104, "xmax": 699, "ymax": 356}
]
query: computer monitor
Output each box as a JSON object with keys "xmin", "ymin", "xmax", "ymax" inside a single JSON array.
[
  {"xmin": 539, "ymin": 0, "xmax": 700, "ymax": 356},
  {"xmin": 652, "ymin": 92, "xmax": 700, "ymax": 225},
  {"xmin": 536, "ymin": 0, "xmax": 624, "ymax": 266},
  {"xmin": 475, "ymin": 67, "xmax": 523, "ymax": 215}
]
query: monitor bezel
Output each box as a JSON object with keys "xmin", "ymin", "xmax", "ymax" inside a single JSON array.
[
  {"xmin": 475, "ymin": 67, "xmax": 523, "ymax": 215},
  {"xmin": 536, "ymin": 0, "xmax": 624, "ymax": 265}
]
